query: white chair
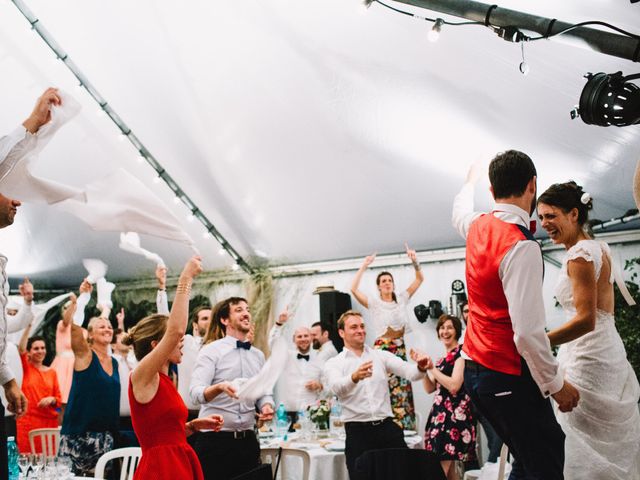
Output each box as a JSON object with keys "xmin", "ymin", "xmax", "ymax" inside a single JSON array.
[
  {"xmin": 463, "ymin": 444, "xmax": 510, "ymax": 480},
  {"xmin": 94, "ymin": 447, "xmax": 142, "ymax": 480},
  {"xmin": 28, "ymin": 427, "xmax": 60, "ymax": 457},
  {"xmin": 260, "ymin": 447, "xmax": 310, "ymax": 480}
]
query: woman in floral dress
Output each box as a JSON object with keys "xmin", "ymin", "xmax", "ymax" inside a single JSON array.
[{"xmin": 421, "ymin": 314, "xmax": 475, "ymax": 480}]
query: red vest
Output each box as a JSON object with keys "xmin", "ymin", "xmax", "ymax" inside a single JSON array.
[{"xmin": 463, "ymin": 213, "xmax": 532, "ymax": 376}]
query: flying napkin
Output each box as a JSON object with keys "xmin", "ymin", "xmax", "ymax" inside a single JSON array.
[{"xmin": 119, "ymin": 232, "xmax": 165, "ymax": 267}]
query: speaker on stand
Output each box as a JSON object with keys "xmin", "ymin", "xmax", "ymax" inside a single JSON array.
[{"xmin": 316, "ymin": 290, "xmax": 352, "ymax": 353}]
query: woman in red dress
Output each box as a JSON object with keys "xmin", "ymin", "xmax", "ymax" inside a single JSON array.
[
  {"xmin": 123, "ymin": 256, "xmax": 223, "ymax": 480},
  {"xmin": 16, "ymin": 324, "xmax": 62, "ymax": 453}
]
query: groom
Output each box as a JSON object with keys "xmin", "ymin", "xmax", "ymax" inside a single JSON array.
[{"xmin": 452, "ymin": 150, "xmax": 579, "ymax": 480}]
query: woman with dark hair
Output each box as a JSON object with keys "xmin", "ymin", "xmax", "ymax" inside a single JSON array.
[
  {"xmin": 351, "ymin": 244, "xmax": 424, "ymax": 430},
  {"xmin": 413, "ymin": 314, "xmax": 475, "ymax": 480},
  {"xmin": 538, "ymin": 181, "xmax": 640, "ymax": 479},
  {"xmin": 16, "ymin": 324, "xmax": 61, "ymax": 453},
  {"xmin": 122, "ymin": 256, "xmax": 223, "ymax": 480}
]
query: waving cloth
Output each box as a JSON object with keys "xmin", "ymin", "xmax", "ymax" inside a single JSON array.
[
  {"xmin": 0, "ymin": 91, "xmax": 194, "ymax": 247},
  {"xmin": 119, "ymin": 232, "xmax": 165, "ymax": 267},
  {"xmin": 236, "ymin": 335, "xmax": 289, "ymax": 403}
]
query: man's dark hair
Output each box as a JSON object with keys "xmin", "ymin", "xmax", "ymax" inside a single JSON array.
[
  {"xmin": 214, "ymin": 297, "xmax": 247, "ymax": 334},
  {"xmin": 489, "ymin": 150, "xmax": 537, "ymax": 199},
  {"xmin": 312, "ymin": 321, "xmax": 331, "ymax": 333},
  {"xmin": 27, "ymin": 335, "xmax": 46, "ymax": 351}
]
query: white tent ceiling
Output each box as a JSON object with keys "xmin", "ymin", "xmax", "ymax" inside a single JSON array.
[{"xmin": 1, "ymin": 0, "xmax": 639, "ymax": 286}]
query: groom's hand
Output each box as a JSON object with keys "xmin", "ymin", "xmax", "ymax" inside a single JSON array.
[{"xmin": 551, "ymin": 381, "xmax": 580, "ymax": 412}]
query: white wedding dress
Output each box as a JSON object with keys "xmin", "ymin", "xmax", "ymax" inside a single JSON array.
[{"xmin": 555, "ymin": 240, "xmax": 640, "ymax": 480}]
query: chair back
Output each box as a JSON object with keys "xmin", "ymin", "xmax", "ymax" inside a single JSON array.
[
  {"xmin": 94, "ymin": 447, "xmax": 142, "ymax": 480},
  {"xmin": 260, "ymin": 447, "xmax": 311, "ymax": 480},
  {"xmin": 28, "ymin": 427, "xmax": 60, "ymax": 457},
  {"xmin": 497, "ymin": 444, "xmax": 509, "ymax": 480},
  {"xmin": 355, "ymin": 448, "xmax": 447, "ymax": 480}
]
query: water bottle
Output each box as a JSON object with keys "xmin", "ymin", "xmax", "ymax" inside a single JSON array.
[
  {"xmin": 275, "ymin": 402, "xmax": 288, "ymax": 438},
  {"xmin": 6, "ymin": 436, "xmax": 18, "ymax": 480},
  {"xmin": 330, "ymin": 397, "xmax": 344, "ymax": 437}
]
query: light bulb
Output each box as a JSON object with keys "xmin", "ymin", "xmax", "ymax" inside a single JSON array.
[
  {"xmin": 231, "ymin": 263, "xmax": 240, "ymax": 271},
  {"xmin": 218, "ymin": 248, "xmax": 226, "ymax": 256},
  {"xmin": 519, "ymin": 61, "xmax": 530, "ymax": 76},
  {"xmin": 428, "ymin": 19, "xmax": 444, "ymax": 43},
  {"xmin": 187, "ymin": 214, "xmax": 195, "ymax": 222}
]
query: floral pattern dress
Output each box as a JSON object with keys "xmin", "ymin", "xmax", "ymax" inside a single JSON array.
[{"xmin": 424, "ymin": 345, "xmax": 476, "ymax": 461}]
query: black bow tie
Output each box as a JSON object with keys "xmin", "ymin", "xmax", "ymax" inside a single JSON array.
[
  {"xmin": 297, "ymin": 353, "xmax": 310, "ymax": 361},
  {"xmin": 236, "ymin": 340, "xmax": 252, "ymax": 350}
]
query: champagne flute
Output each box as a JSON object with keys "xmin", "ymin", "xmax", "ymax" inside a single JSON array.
[{"xmin": 17, "ymin": 454, "xmax": 29, "ymax": 479}]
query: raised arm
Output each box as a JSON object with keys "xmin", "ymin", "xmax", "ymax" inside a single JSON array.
[
  {"xmin": 350, "ymin": 254, "xmax": 375, "ymax": 308},
  {"xmin": 7, "ymin": 278, "xmax": 34, "ymax": 334},
  {"xmin": 131, "ymin": 257, "xmax": 202, "ymax": 403},
  {"xmin": 452, "ymin": 162, "xmax": 485, "ymax": 239},
  {"xmin": 547, "ymin": 258, "xmax": 597, "ymax": 346},
  {"xmin": 17, "ymin": 321, "xmax": 32, "ymax": 355},
  {"xmin": 68, "ymin": 294, "xmax": 92, "ymax": 370},
  {"xmin": 268, "ymin": 307, "xmax": 289, "ymax": 349},
  {"xmin": 404, "ymin": 244, "xmax": 424, "ymax": 298},
  {"xmin": 71, "ymin": 279, "xmax": 92, "ymax": 327}
]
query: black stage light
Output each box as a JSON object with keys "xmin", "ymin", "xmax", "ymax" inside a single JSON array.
[{"xmin": 571, "ymin": 72, "xmax": 640, "ymax": 126}]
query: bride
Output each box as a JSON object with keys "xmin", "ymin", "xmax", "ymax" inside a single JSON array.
[{"xmin": 537, "ymin": 181, "xmax": 640, "ymax": 480}]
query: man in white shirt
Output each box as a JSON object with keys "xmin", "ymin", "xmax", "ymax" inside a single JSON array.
[
  {"xmin": 452, "ymin": 153, "xmax": 579, "ymax": 480},
  {"xmin": 324, "ymin": 310, "xmax": 431, "ymax": 479},
  {"xmin": 269, "ymin": 312, "xmax": 323, "ymax": 427},
  {"xmin": 0, "ymin": 88, "xmax": 61, "ymax": 480},
  {"xmin": 189, "ymin": 296, "xmax": 274, "ymax": 480},
  {"xmin": 180, "ymin": 305, "xmax": 211, "ymax": 415},
  {"xmin": 311, "ymin": 321, "xmax": 338, "ymax": 363}
]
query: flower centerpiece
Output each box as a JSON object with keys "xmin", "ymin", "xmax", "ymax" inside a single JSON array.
[{"xmin": 307, "ymin": 399, "xmax": 331, "ymax": 432}]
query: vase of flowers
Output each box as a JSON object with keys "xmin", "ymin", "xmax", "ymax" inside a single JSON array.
[{"xmin": 307, "ymin": 400, "xmax": 331, "ymax": 437}]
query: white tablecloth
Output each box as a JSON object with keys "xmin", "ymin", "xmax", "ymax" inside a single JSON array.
[{"xmin": 261, "ymin": 434, "xmax": 422, "ymax": 480}]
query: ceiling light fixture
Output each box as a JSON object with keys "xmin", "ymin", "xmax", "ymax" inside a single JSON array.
[
  {"xmin": 571, "ymin": 72, "xmax": 640, "ymax": 126},
  {"xmin": 428, "ymin": 18, "xmax": 444, "ymax": 42}
]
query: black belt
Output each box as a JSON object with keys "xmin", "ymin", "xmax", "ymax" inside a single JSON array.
[
  {"xmin": 465, "ymin": 359, "xmax": 491, "ymax": 372},
  {"xmin": 345, "ymin": 417, "xmax": 392, "ymax": 428},
  {"xmin": 203, "ymin": 430, "xmax": 255, "ymax": 440}
]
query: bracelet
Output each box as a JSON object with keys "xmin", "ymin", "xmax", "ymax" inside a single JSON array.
[{"xmin": 175, "ymin": 282, "xmax": 192, "ymax": 295}]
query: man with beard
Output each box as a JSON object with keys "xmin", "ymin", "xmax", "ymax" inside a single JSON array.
[
  {"xmin": 452, "ymin": 151, "xmax": 579, "ymax": 479},
  {"xmin": 310, "ymin": 321, "xmax": 338, "ymax": 363},
  {"xmin": 189, "ymin": 297, "xmax": 274, "ymax": 480}
]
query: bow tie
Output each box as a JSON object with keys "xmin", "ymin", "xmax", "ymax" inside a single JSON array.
[
  {"xmin": 297, "ymin": 353, "xmax": 310, "ymax": 361},
  {"xmin": 236, "ymin": 340, "xmax": 252, "ymax": 350},
  {"xmin": 529, "ymin": 220, "xmax": 537, "ymax": 234}
]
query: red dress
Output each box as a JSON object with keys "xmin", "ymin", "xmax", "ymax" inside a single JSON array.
[{"xmin": 129, "ymin": 372, "xmax": 204, "ymax": 480}]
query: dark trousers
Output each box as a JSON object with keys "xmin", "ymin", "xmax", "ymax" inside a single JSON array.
[
  {"xmin": 193, "ymin": 430, "xmax": 261, "ymax": 480},
  {"xmin": 1, "ymin": 403, "xmax": 6, "ymax": 480},
  {"xmin": 464, "ymin": 360, "xmax": 565, "ymax": 480},
  {"xmin": 344, "ymin": 417, "xmax": 407, "ymax": 480}
]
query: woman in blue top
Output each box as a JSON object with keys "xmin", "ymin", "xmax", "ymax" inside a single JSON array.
[{"xmin": 59, "ymin": 294, "xmax": 120, "ymax": 476}]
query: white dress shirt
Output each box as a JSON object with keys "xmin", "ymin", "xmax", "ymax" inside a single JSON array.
[
  {"xmin": 178, "ymin": 334, "xmax": 203, "ymax": 410},
  {"xmin": 324, "ymin": 345, "xmax": 424, "ymax": 423},
  {"xmin": 189, "ymin": 335, "xmax": 273, "ymax": 431},
  {"xmin": 268, "ymin": 324, "xmax": 323, "ymax": 411},
  {"xmin": 0, "ymin": 126, "xmax": 39, "ymax": 386},
  {"xmin": 452, "ymin": 182, "xmax": 563, "ymax": 397},
  {"xmin": 316, "ymin": 340, "xmax": 338, "ymax": 364}
]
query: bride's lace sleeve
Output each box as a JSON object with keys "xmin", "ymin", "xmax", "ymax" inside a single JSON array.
[{"xmin": 566, "ymin": 241, "xmax": 602, "ymax": 278}]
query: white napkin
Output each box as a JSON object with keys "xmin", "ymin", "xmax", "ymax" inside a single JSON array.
[{"xmin": 119, "ymin": 232, "xmax": 165, "ymax": 267}]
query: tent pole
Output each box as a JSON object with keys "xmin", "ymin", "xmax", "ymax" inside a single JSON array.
[{"xmin": 388, "ymin": 0, "xmax": 640, "ymax": 63}]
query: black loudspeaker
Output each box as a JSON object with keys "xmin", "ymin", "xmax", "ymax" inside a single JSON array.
[{"xmin": 318, "ymin": 290, "xmax": 351, "ymax": 353}]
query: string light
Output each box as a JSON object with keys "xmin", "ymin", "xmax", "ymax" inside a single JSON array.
[
  {"xmin": 10, "ymin": 0, "xmax": 254, "ymax": 274},
  {"xmin": 428, "ymin": 19, "xmax": 444, "ymax": 42}
]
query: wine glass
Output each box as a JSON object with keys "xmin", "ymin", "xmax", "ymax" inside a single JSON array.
[{"xmin": 17, "ymin": 454, "xmax": 29, "ymax": 479}]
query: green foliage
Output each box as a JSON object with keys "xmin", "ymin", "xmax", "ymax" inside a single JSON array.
[{"xmin": 617, "ymin": 258, "xmax": 640, "ymax": 380}]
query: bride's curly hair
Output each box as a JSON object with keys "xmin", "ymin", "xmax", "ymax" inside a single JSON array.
[{"xmin": 538, "ymin": 181, "xmax": 593, "ymax": 227}]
